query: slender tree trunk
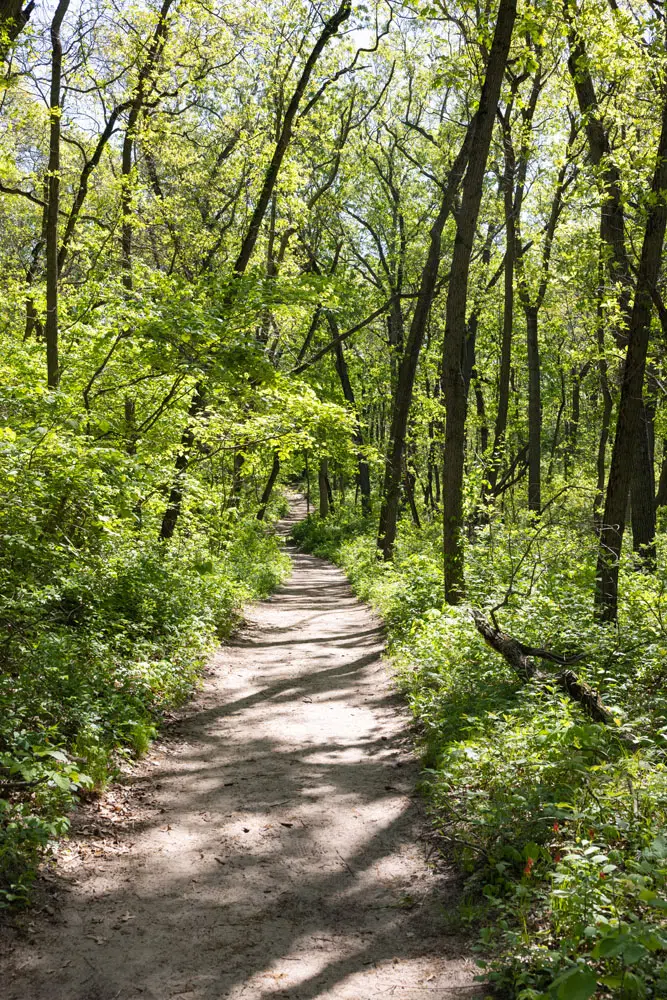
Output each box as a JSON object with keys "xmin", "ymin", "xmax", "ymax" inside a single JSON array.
[
  {"xmin": 230, "ymin": 449, "xmax": 244, "ymax": 507},
  {"xmin": 120, "ymin": 0, "xmax": 174, "ymax": 291},
  {"xmin": 525, "ymin": 304, "xmax": 542, "ymax": 511},
  {"xmin": 595, "ymin": 94, "xmax": 667, "ymax": 620},
  {"xmin": 329, "ymin": 315, "xmax": 371, "ymax": 514},
  {"xmin": 124, "ymin": 397, "xmax": 137, "ymax": 455},
  {"xmin": 44, "ymin": 0, "xmax": 70, "ymax": 389},
  {"xmin": 377, "ymin": 116, "xmax": 475, "ymax": 559},
  {"xmin": 564, "ymin": 365, "xmax": 584, "ymax": 476},
  {"xmin": 404, "ymin": 465, "xmax": 421, "ymax": 528},
  {"xmin": 232, "ymin": 0, "xmax": 351, "ymax": 278},
  {"xmin": 440, "ymin": 0, "xmax": 517, "ymax": 603},
  {"xmin": 488, "ymin": 135, "xmax": 517, "ymax": 489},
  {"xmin": 631, "ymin": 401, "xmax": 657, "ymax": 566},
  {"xmin": 159, "ymin": 386, "xmax": 205, "ymax": 540},
  {"xmin": 318, "ymin": 459, "xmax": 330, "ymax": 518},
  {"xmin": 256, "ymin": 453, "xmax": 280, "ymax": 521},
  {"xmin": 594, "ymin": 264, "xmax": 614, "ymax": 527},
  {"xmin": 656, "ymin": 438, "xmax": 667, "ymax": 508}
]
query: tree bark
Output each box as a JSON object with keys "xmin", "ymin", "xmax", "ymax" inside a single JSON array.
[
  {"xmin": 256, "ymin": 453, "xmax": 281, "ymax": 521},
  {"xmin": 656, "ymin": 439, "xmax": 667, "ymax": 509},
  {"xmin": 0, "ymin": 0, "xmax": 34, "ymax": 60},
  {"xmin": 488, "ymin": 125, "xmax": 518, "ymax": 489},
  {"xmin": 159, "ymin": 386, "xmax": 205, "ymax": 540},
  {"xmin": 595, "ymin": 92, "xmax": 667, "ymax": 620},
  {"xmin": 376, "ymin": 116, "xmax": 474, "ymax": 559},
  {"xmin": 568, "ymin": 15, "xmax": 658, "ymax": 567},
  {"xmin": 631, "ymin": 401, "xmax": 657, "ymax": 566},
  {"xmin": 318, "ymin": 459, "xmax": 330, "ymax": 518},
  {"xmin": 440, "ymin": 0, "xmax": 517, "ymax": 603},
  {"xmin": 525, "ymin": 304, "xmax": 542, "ymax": 512},
  {"xmin": 120, "ymin": 0, "xmax": 174, "ymax": 291}
]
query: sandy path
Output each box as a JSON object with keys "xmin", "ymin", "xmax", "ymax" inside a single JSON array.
[{"xmin": 1, "ymin": 501, "xmax": 480, "ymax": 1000}]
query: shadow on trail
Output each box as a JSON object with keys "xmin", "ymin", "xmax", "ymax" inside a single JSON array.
[{"xmin": 4, "ymin": 499, "xmax": 480, "ymax": 1000}]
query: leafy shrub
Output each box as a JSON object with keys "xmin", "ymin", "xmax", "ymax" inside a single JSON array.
[
  {"xmin": 0, "ymin": 502, "xmax": 288, "ymax": 907},
  {"xmin": 294, "ymin": 504, "xmax": 667, "ymax": 999}
]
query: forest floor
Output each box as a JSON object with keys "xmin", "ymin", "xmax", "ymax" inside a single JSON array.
[{"xmin": 0, "ymin": 498, "xmax": 481, "ymax": 1000}]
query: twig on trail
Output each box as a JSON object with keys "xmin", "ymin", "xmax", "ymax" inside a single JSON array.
[{"xmin": 336, "ymin": 849, "xmax": 355, "ymax": 875}]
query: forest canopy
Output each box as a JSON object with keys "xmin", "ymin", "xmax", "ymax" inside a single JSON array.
[{"xmin": 4, "ymin": 0, "xmax": 667, "ymax": 996}]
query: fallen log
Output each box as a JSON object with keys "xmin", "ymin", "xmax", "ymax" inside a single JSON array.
[{"xmin": 470, "ymin": 609, "xmax": 637, "ymax": 744}]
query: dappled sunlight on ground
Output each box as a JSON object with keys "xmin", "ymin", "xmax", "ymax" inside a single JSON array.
[{"xmin": 1, "ymin": 501, "xmax": 480, "ymax": 999}]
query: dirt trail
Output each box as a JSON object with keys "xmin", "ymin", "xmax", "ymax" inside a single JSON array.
[{"xmin": 1, "ymin": 499, "xmax": 480, "ymax": 1000}]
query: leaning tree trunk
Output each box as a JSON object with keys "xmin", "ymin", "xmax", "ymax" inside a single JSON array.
[
  {"xmin": 376, "ymin": 127, "xmax": 474, "ymax": 559},
  {"xmin": 440, "ymin": 0, "xmax": 517, "ymax": 604},
  {"xmin": 0, "ymin": 0, "xmax": 34, "ymax": 60},
  {"xmin": 256, "ymin": 453, "xmax": 281, "ymax": 521},
  {"xmin": 630, "ymin": 400, "xmax": 657, "ymax": 567}
]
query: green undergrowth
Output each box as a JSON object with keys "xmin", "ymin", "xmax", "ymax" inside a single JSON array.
[
  {"xmin": 1, "ymin": 518, "xmax": 289, "ymax": 909},
  {"xmin": 292, "ymin": 502, "xmax": 667, "ymax": 999}
]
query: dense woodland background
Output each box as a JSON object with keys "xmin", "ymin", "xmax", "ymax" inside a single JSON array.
[{"xmin": 3, "ymin": 0, "xmax": 667, "ymax": 996}]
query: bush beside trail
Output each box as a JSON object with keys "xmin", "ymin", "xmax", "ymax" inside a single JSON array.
[
  {"xmin": 1, "ymin": 458, "xmax": 289, "ymax": 907},
  {"xmin": 292, "ymin": 504, "xmax": 667, "ymax": 999}
]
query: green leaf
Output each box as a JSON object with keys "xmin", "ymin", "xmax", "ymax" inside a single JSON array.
[{"xmin": 550, "ymin": 966, "xmax": 597, "ymax": 1000}]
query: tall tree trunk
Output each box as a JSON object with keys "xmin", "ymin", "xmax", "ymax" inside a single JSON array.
[
  {"xmin": 595, "ymin": 94, "xmax": 667, "ymax": 620},
  {"xmin": 525, "ymin": 304, "xmax": 542, "ymax": 512},
  {"xmin": 568, "ymin": 15, "xmax": 658, "ymax": 563},
  {"xmin": 488, "ymin": 130, "xmax": 518, "ymax": 489},
  {"xmin": 44, "ymin": 0, "xmax": 70, "ymax": 389},
  {"xmin": 376, "ymin": 116, "xmax": 474, "ymax": 559},
  {"xmin": 440, "ymin": 0, "xmax": 517, "ymax": 603},
  {"xmin": 232, "ymin": 0, "xmax": 351, "ymax": 278}
]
